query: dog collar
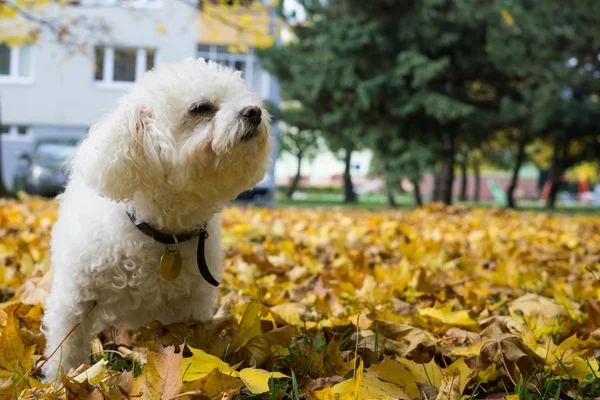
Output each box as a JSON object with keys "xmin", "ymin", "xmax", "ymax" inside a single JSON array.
[{"xmin": 126, "ymin": 211, "xmax": 219, "ymax": 287}]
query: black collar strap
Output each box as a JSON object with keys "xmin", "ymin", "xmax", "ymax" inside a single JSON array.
[{"xmin": 126, "ymin": 212, "xmax": 219, "ymax": 287}]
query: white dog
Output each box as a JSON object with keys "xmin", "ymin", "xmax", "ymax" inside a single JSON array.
[{"xmin": 41, "ymin": 58, "xmax": 272, "ymax": 381}]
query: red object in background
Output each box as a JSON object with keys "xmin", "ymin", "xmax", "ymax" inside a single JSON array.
[
  {"xmin": 578, "ymin": 179, "xmax": 590, "ymax": 196},
  {"xmin": 539, "ymin": 181, "xmax": 552, "ymax": 203},
  {"xmin": 539, "ymin": 177, "xmax": 590, "ymax": 204}
]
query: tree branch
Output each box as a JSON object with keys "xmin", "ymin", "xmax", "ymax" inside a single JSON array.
[
  {"xmin": 175, "ymin": 0, "xmax": 277, "ymax": 42},
  {"xmin": 0, "ymin": 0, "xmax": 112, "ymax": 51},
  {"xmin": 0, "ymin": 0, "xmax": 62, "ymax": 35}
]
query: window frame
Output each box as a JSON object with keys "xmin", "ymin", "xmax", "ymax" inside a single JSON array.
[
  {"xmin": 94, "ymin": 46, "xmax": 156, "ymax": 90},
  {"xmin": 0, "ymin": 45, "xmax": 34, "ymax": 85},
  {"xmin": 197, "ymin": 44, "xmax": 255, "ymax": 88}
]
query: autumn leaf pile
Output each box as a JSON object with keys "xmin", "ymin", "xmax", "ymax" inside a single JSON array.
[{"xmin": 1, "ymin": 196, "xmax": 599, "ymax": 399}]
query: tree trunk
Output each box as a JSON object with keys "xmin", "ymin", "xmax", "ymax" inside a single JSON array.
[
  {"xmin": 472, "ymin": 159, "xmax": 481, "ymax": 202},
  {"xmin": 386, "ymin": 189, "xmax": 397, "ymax": 208},
  {"xmin": 438, "ymin": 132, "xmax": 455, "ymax": 205},
  {"xmin": 431, "ymin": 171, "xmax": 441, "ymax": 202},
  {"xmin": 411, "ymin": 177, "xmax": 423, "ymax": 207},
  {"xmin": 545, "ymin": 136, "xmax": 568, "ymax": 209},
  {"xmin": 383, "ymin": 162, "xmax": 397, "ymax": 208},
  {"xmin": 0, "ymin": 90, "xmax": 8, "ymax": 198},
  {"xmin": 506, "ymin": 133, "xmax": 528, "ymax": 209},
  {"xmin": 458, "ymin": 156, "xmax": 468, "ymax": 202},
  {"xmin": 343, "ymin": 147, "xmax": 357, "ymax": 203},
  {"xmin": 286, "ymin": 151, "xmax": 303, "ymax": 198}
]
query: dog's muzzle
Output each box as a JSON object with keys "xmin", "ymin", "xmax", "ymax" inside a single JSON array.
[
  {"xmin": 240, "ymin": 105, "xmax": 262, "ymax": 141},
  {"xmin": 241, "ymin": 105, "xmax": 262, "ymax": 125}
]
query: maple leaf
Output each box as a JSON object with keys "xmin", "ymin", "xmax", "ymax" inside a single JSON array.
[
  {"xmin": 434, "ymin": 370, "xmax": 461, "ymax": 400},
  {"xmin": 72, "ymin": 359, "xmax": 109, "ymax": 385},
  {"xmin": 0, "ymin": 306, "xmax": 37, "ymax": 396},
  {"xmin": 419, "ymin": 305, "xmax": 477, "ymax": 328},
  {"xmin": 131, "ymin": 346, "xmax": 183, "ymax": 400},
  {"xmin": 367, "ymin": 359, "xmax": 423, "ymax": 398},
  {"xmin": 61, "ymin": 366, "xmax": 104, "ymax": 400},
  {"xmin": 182, "ymin": 367, "xmax": 242, "ymax": 398},
  {"xmin": 229, "ymin": 299, "xmax": 262, "ymax": 352},
  {"xmin": 238, "ymin": 368, "xmax": 289, "ymax": 394},
  {"xmin": 369, "ymin": 320, "xmax": 439, "ymax": 362},
  {"xmin": 228, "ymin": 325, "xmax": 298, "ymax": 368},
  {"xmin": 180, "ymin": 346, "xmax": 289, "ymax": 395},
  {"xmin": 181, "ymin": 347, "xmax": 235, "ymax": 382},
  {"xmin": 312, "ymin": 359, "xmax": 411, "ymax": 400},
  {"xmin": 480, "ymin": 334, "xmax": 545, "ymax": 383}
]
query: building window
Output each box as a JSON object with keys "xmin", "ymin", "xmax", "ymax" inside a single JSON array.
[
  {"xmin": 0, "ymin": 44, "xmax": 33, "ymax": 82},
  {"xmin": 0, "ymin": 46, "xmax": 10, "ymax": 75},
  {"xmin": 94, "ymin": 47, "xmax": 155, "ymax": 85},
  {"xmin": 79, "ymin": 0, "xmax": 162, "ymax": 8},
  {"xmin": 197, "ymin": 43, "xmax": 271, "ymax": 97},
  {"xmin": 94, "ymin": 47, "xmax": 104, "ymax": 81},
  {"xmin": 113, "ymin": 48, "xmax": 137, "ymax": 82},
  {"xmin": 197, "ymin": 43, "xmax": 250, "ymax": 78},
  {"xmin": 206, "ymin": 0, "xmax": 254, "ymax": 6},
  {"xmin": 0, "ymin": 125, "xmax": 31, "ymax": 139}
]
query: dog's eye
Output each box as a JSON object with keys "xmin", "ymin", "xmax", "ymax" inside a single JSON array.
[{"xmin": 189, "ymin": 103, "xmax": 216, "ymax": 116}]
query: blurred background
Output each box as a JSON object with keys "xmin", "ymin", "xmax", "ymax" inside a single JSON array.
[{"xmin": 0, "ymin": 0, "xmax": 599, "ymax": 212}]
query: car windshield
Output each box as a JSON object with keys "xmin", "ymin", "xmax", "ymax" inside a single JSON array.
[{"xmin": 34, "ymin": 143, "xmax": 75, "ymax": 162}]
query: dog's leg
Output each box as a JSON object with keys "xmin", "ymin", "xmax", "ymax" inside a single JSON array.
[
  {"xmin": 41, "ymin": 298, "xmax": 99, "ymax": 383},
  {"xmin": 188, "ymin": 288, "xmax": 218, "ymax": 322}
]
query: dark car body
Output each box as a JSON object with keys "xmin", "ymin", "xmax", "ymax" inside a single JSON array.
[
  {"xmin": 14, "ymin": 138, "xmax": 78, "ymax": 197},
  {"xmin": 235, "ymin": 172, "xmax": 275, "ymax": 205}
]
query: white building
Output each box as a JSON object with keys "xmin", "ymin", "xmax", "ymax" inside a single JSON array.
[{"xmin": 0, "ymin": 0, "xmax": 279, "ymax": 193}]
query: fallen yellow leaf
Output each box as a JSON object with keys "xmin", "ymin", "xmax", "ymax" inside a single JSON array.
[
  {"xmin": 419, "ymin": 306, "xmax": 477, "ymax": 327},
  {"xmin": 181, "ymin": 367, "xmax": 242, "ymax": 398},
  {"xmin": 181, "ymin": 347, "xmax": 235, "ymax": 382},
  {"xmin": 131, "ymin": 346, "xmax": 182, "ymax": 400},
  {"xmin": 238, "ymin": 368, "xmax": 289, "ymax": 394},
  {"xmin": 229, "ymin": 300, "xmax": 262, "ymax": 352}
]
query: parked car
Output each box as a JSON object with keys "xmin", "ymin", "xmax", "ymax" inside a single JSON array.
[
  {"xmin": 14, "ymin": 138, "xmax": 79, "ymax": 197},
  {"xmin": 235, "ymin": 173, "xmax": 275, "ymax": 205}
]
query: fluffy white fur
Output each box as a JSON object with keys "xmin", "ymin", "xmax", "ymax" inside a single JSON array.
[{"xmin": 41, "ymin": 58, "xmax": 272, "ymax": 381}]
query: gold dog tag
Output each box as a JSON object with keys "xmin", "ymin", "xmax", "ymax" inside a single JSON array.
[{"xmin": 160, "ymin": 248, "xmax": 182, "ymax": 281}]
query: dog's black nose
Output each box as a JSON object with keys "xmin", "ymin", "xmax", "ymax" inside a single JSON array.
[{"xmin": 241, "ymin": 105, "xmax": 262, "ymax": 124}]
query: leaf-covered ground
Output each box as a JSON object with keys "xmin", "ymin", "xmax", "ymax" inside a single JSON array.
[{"xmin": 1, "ymin": 196, "xmax": 599, "ymax": 399}]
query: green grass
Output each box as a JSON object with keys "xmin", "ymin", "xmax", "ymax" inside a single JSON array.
[
  {"xmin": 275, "ymin": 193, "xmax": 397, "ymax": 210},
  {"xmin": 275, "ymin": 189, "xmax": 600, "ymax": 215}
]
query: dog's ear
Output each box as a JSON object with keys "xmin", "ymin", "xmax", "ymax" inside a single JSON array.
[{"xmin": 72, "ymin": 103, "xmax": 174, "ymax": 201}]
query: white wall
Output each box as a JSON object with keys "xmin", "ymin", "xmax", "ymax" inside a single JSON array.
[
  {"xmin": 276, "ymin": 150, "xmax": 373, "ymax": 186},
  {"xmin": 0, "ymin": 2, "xmax": 197, "ymax": 188},
  {"xmin": 1, "ymin": 2, "xmax": 197, "ymax": 127}
]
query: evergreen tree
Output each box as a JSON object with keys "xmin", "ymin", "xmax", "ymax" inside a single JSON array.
[
  {"xmin": 488, "ymin": 0, "xmax": 600, "ymax": 208},
  {"xmin": 264, "ymin": 0, "xmax": 599, "ymax": 208}
]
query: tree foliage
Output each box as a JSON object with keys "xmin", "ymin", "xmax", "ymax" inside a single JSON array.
[{"xmin": 262, "ymin": 0, "xmax": 600, "ymax": 208}]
